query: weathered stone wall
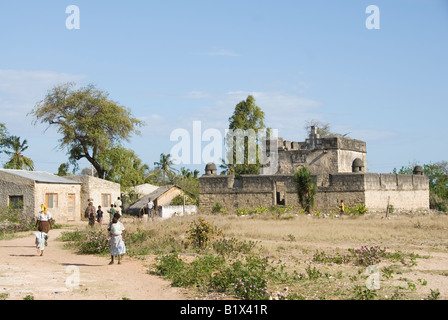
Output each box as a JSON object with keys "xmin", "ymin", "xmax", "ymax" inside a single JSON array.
[
  {"xmin": 65, "ymin": 176, "xmax": 121, "ymax": 218},
  {"xmin": 275, "ymin": 135, "xmax": 367, "ymax": 187},
  {"xmin": 199, "ymin": 172, "xmax": 430, "ymax": 214},
  {"xmin": 363, "ymin": 174, "xmax": 429, "ymax": 211},
  {"xmin": 0, "ymin": 171, "xmax": 35, "ymax": 217}
]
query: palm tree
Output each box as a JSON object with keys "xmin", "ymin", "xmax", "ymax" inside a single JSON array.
[
  {"xmin": 154, "ymin": 153, "xmax": 176, "ymax": 184},
  {"xmin": 3, "ymin": 136, "xmax": 34, "ymax": 171}
]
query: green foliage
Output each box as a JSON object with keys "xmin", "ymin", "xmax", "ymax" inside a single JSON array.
[
  {"xmin": 426, "ymin": 289, "xmax": 440, "ymax": 300},
  {"xmin": 293, "ymin": 167, "xmax": 316, "ymax": 213},
  {"xmin": 211, "ymin": 202, "xmax": 228, "ymax": 214},
  {"xmin": 213, "ymin": 237, "xmax": 258, "ymax": 257},
  {"xmin": 0, "ymin": 207, "xmax": 35, "ymax": 237},
  {"xmin": 1, "ymin": 136, "xmax": 34, "ymax": 170},
  {"xmin": 393, "ymin": 161, "xmax": 448, "ymax": 212},
  {"xmin": 30, "ymin": 82, "xmax": 144, "ymax": 178},
  {"xmin": 349, "ymin": 246, "xmax": 386, "ymax": 266},
  {"xmin": 154, "ymin": 153, "xmax": 177, "ymax": 184},
  {"xmin": 223, "ymin": 95, "xmax": 266, "ymax": 177},
  {"xmin": 353, "ymin": 285, "xmax": 377, "ymax": 300},
  {"xmin": 97, "ymin": 145, "xmax": 149, "ymax": 188},
  {"xmin": 186, "ymin": 218, "xmax": 223, "ymax": 250},
  {"xmin": 232, "ymin": 276, "xmax": 270, "ymax": 300}
]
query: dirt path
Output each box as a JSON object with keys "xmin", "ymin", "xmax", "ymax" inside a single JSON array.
[{"xmin": 0, "ymin": 228, "xmax": 189, "ymax": 300}]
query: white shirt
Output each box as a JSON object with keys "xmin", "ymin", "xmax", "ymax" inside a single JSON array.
[{"xmin": 37, "ymin": 211, "xmax": 51, "ymax": 221}]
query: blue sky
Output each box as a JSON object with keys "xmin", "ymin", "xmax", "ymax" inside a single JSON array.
[{"xmin": 0, "ymin": 0, "xmax": 447, "ymax": 175}]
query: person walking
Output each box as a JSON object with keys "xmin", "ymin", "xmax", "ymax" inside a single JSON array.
[
  {"xmin": 36, "ymin": 204, "xmax": 52, "ymax": 234},
  {"xmin": 146, "ymin": 197, "xmax": 154, "ymax": 220},
  {"xmin": 108, "ymin": 213, "xmax": 126, "ymax": 264},
  {"xmin": 34, "ymin": 225, "xmax": 48, "ymax": 256},
  {"xmin": 85, "ymin": 200, "xmax": 96, "ymax": 227}
]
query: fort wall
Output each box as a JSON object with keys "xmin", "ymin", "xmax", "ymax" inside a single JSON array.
[{"xmin": 199, "ymin": 172, "xmax": 429, "ymax": 214}]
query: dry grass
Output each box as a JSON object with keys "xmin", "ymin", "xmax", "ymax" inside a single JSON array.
[{"xmin": 122, "ymin": 211, "xmax": 448, "ymax": 300}]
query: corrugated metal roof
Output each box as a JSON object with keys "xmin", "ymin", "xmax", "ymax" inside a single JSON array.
[{"xmin": 0, "ymin": 169, "xmax": 81, "ymax": 184}]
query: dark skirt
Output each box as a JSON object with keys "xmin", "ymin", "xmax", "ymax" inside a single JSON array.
[{"xmin": 38, "ymin": 220, "xmax": 50, "ymax": 233}]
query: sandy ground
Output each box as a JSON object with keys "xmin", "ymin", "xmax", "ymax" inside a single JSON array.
[{"xmin": 0, "ymin": 227, "xmax": 189, "ymax": 300}]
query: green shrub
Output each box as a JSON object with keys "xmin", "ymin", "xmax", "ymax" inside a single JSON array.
[{"xmin": 186, "ymin": 217, "xmax": 222, "ymax": 250}]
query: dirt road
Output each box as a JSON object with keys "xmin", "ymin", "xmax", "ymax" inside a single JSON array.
[{"xmin": 0, "ymin": 228, "xmax": 188, "ymax": 300}]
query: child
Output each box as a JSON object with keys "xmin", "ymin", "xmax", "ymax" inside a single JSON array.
[
  {"xmin": 97, "ymin": 205, "xmax": 103, "ymax": 225},
  {"xmin": 339, "ymin": 200, "xmax": 345, "ymax": 215},
  {"xmin": 35, "ymin": 225, "xmax": 48, "ymax": 256},
  {"xmin": 107, "ymin": 213, "xmax": 126, "ymax": 264}
]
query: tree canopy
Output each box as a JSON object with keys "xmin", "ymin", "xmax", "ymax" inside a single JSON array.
[
  {"xmin": 223, "ymin": 95, "xmax": 266, "ymax": 176},
  {"xmin": 30, "ymin": 82, "xmax": 144, "ymax": 178}
]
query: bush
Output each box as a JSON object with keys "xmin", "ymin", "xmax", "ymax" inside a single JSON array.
[
  {"xmin": 80, "ymin": 230, "xmax": 110, "ymax": 254},
  {"xmin": 349, "ymin": 246, "xmax": 386, "ymax": 266},
  {"xmin": 232, "ymin": 276, "xmax": 270, "ymax": 300},
  {"xmin": 0, "ymin": 206, "xmax": 35, "ymax": 237},
  {"xmin": 211, "ymin": 202, "xmax": 228, "ymax": 214},
  {"xmin": 186, "ymin": 217, "xmax": 223, "ymax": 250}
]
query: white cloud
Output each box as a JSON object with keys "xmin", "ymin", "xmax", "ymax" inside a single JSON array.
[{"xmin": 0, "ymin": 69, "xmax": 86, "ymax": 129}]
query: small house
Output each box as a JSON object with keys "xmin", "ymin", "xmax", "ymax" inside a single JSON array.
[
  {"xmin": 0, "ymin": 169, "xmax": 122, "ymax": 223},
  {"xmin": 64, "ymin": 175, "xmax": 121, "ymax": 219},
  {"xmin": 0, "ymin": 169, "xmax": 82, "ymax": 223},
  {"xmin": 127, "ymin": 185, "xmax": 187, "ymax": 218}
]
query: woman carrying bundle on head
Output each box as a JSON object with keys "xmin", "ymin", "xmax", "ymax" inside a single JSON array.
[{"xmin": 36, "ymin": 204, "xmax": 52, "ymax": 234}]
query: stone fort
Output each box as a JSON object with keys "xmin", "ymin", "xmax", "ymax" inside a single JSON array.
[{"xmin": 199, "ymin": 126, "xmax": 429, "ymax": 214}]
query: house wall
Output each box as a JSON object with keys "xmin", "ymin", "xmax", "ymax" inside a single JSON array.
[
  {"xmin": 65, "ymin": 176, "xmax": 121, "ymax": 219},
  {"xmin": 0, "ymin": 171, "xmax": 35, "ymax": 217},
  {"xmin": 34, "ymin": 183, "xmax": 82, "ymax": 222},
  {"xmin": 155, "ymin": 187, "xmax": 183, "ymax": 208}
]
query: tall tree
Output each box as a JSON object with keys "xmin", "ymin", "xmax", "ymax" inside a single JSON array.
[
  {"xmin": 225, "ymin": 95, "xmax": 266, "ymax": 176},
  {"xmin": 293, "ymin": 167, "xmax": 316, "ymax": 213},
  {"xmin": 154, "ymin": 153, "xmax": 177, "ymax": 184},
  {"xmin": 2, "ymin": 136, "xmax": 34, "ymax": 171},
  {"xmin": 30, "ymin": 82, "xmax": 144, "ymax": 178},
  {"xmin": 97, "ymin": 145, "xmax": 149, "ymax": 189}
]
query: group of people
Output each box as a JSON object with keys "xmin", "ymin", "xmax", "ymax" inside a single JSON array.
[
  {"xmin": 85, "ymin": 197, "xmax": 122, "ymax": 227},
  {"xmin": 33, "ymin": 197, "xmax": 126, "ymax": 265}
]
